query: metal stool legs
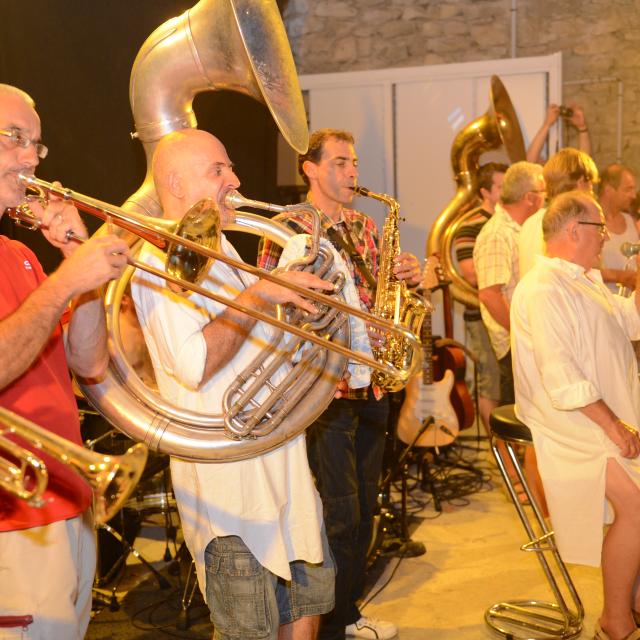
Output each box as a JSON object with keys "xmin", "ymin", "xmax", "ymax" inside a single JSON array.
[{"xmin": 485, "ymin": 405, "xmax": 584, "ymax": 639}]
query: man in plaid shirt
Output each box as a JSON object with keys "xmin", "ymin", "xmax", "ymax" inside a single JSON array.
[
  {"xmin": 473, "ymin": 161, "xmax": 545, "ymax": 406},
  {"xmin": 258, "ymin": 128, "xmax": 421, "ymax": 640}
]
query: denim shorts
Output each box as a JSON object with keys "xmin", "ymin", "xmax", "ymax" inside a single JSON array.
[{"xmin": 204, "ymin": 531, "xmax": 335, "ymax": 640}]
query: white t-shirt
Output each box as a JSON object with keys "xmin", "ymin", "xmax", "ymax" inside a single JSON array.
[
  {"xmin": 601, "ymin": 212, "xmax": 639, "ymax": 292},
  {"xmin": 131, "ymin": 235, "xmax": 325, "ymax": 592}
]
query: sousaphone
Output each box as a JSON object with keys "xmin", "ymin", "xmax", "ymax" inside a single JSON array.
[
  {"xmin": 78, "ymin": 0, "xmax": 349, "ymax": 462},
  {"xmin": 426, "ymin": 75, "xmax": 526, "ymax": 307}
]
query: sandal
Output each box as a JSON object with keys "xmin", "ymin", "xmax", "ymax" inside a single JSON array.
[{"xmin": 595, "ymin": 620, "xmax": 640, "ymax": 639}]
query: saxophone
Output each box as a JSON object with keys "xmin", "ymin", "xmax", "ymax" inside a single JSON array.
[{"xmin": 354, "ymin": 186, "xmax": 427, "ymax": 392}]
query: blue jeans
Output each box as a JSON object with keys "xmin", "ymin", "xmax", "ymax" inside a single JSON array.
[
  {"xmin": 204, "ymin": 532, "xmax": 335, "ymax": 640},
  {"xmin": 306, "ymin": 388, "xmax": 390, "ymax": 640}
]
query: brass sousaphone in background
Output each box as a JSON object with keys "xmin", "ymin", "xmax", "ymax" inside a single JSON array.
[
  {"xmin": 426, "ymin": 75, "xmax": 526, "ymax": 308},
  {"xmin": 75, "ymin": 0, "xmax": 358, "ymax": 462}
]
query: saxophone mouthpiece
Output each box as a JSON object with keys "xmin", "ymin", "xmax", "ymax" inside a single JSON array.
[{"xmin": 352, "ymin": 185, "xmax": 370, "ymax": 197}]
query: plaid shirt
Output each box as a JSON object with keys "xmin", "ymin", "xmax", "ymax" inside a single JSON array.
[
  {"xmin": 473, "ymin": 203, "xmax": 522, "ymax": 360},
  {"xmin": 257, "ymin": 205, "xmax": 380, "ymax": 400}
]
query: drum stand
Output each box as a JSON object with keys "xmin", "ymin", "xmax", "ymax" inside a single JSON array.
[{"xmin": 98, "ymin": 522, "xmax": 171, "ymax": 590}]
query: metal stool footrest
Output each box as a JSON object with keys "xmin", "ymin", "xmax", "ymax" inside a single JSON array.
[
  {"xmin": 486, "ymin": 600, "xmax": 582, "ymax": 639},
  {"xmin": 485, "ymin": 405, "xmax": 584, "ymax": 640}
]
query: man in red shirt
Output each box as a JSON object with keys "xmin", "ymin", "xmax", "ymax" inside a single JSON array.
[{"xmin": 0, "ymin": 84, "xmax": 128, "ymax": 639}]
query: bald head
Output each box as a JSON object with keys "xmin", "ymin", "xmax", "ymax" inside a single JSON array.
[
  {"xmin": 0, "ymin": 84, "xmax": 36, "ymax": 109},
  {"xmin": 152, "ymin": 128, "xmax": 240, "ymax": 223},
  {"xmin": 0, "ymin": 84, "xmax": 42, "ymax": 210}
]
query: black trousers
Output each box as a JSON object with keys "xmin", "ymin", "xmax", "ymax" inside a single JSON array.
[
  {"xmin": 306, "ymin": 388, "xmax": 389, "ymax": 640},
  {"xmin": 498, "ymin": 350, "xmax": 515, "ymax": 406}
]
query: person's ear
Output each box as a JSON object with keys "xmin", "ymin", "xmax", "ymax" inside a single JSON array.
[
  {"xmin": 303, "ymin": 160, "xmax": 317, "ymax": 183},
  {"xmin": 168, "ymin": 171, "xmax": 183, "ymax": 198},
  {"xmin": 568, "ymin": 221, "xmax": 578, "ymax": 240}
]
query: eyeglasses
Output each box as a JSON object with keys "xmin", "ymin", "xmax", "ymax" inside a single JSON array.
[
  {"xmin": 0, "ymin": 128, "xmax": 48, "ymax": 159},
  {"xmin": 577, "ymin": 221, "xmax": 607, "ymax": 235}
]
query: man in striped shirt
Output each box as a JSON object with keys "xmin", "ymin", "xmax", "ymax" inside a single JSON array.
[{"xmin": 453, "ymin": 162, "xmax": 507, "ymax": 434}]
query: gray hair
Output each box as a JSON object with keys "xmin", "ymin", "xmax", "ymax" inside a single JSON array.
[
  {"xmin": 500, "ymin": 161, "xmax": 544, "ymax": 204},
  {"xmin": 542, "ymin": 190, "xmax": 600, "ymax": 241}
]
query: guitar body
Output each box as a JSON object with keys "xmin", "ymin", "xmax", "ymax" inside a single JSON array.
[
  {"xmin": 433, "ymin": 339, "xmax": 475, "ymax": 430},
  {"xmin": 398, "ymin": 368, "xmax": 459, "ymax": 448},
  {"xmin": 396, "ymin": 257, "xmax": 473, "ymax": 449}
]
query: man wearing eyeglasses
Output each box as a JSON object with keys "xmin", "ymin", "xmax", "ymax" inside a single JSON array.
[
  {"xmin": 511, "ymin": 190, "xmax": 640, "ymax": 640},
  {"xmin": 0, "ymin": 84, "xmax": 129, "ymax": 639},
  {"xmin": 518, "ymin": 148, "xmax": 599, "ymax": 278}
]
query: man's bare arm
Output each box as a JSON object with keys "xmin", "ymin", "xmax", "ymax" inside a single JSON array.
[
  {"xmin": 0, "ymin": 271, "xmax": 78, "ymax": 390},
  {"xmin": 580, "ymin": 399, "xmax": 640, "ymax": 459},
  {"xmin": 478, "ymin": 284, "xmax": 510, "ymax": 330},
  {"xmin": 200, "ymin": 271, "xmax": 334, "ymax": 385},
  {"xmin": 458, "ymin": 257, "xmax": 477, "ymax": 287}
]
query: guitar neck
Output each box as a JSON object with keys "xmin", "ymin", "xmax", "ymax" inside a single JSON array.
[
  {"xmin": 441, "ymin": 285, "xmax": 454, "ymax": 339},
  {"xmin": 421, "ymin": 294, "xmax": 434, "ymax": 385}
]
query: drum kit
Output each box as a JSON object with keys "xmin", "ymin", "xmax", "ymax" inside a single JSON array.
[{"xmin": 78, "ymin": 403, "xmax": 177, "ymax": 599}]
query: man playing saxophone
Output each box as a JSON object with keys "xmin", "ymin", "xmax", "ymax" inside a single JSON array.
[
  {"xmin": 131, "ymin": 128, "xmax": 336, "ymax": 640},
  {"xmin": 0, "ymin": 84, "xmax": 129, "ymax": 639},
  {"xmin": 258, "ymin": 128, "xmax": 422, "ymax": 640}
]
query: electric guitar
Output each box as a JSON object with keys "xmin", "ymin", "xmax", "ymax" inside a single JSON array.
[{"xmin": 397, "ymin": 258, "xmax": 460, "ymax": 448}]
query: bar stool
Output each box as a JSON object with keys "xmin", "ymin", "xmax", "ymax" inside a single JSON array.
[{"xmin": 485, "ymin": 404, "xmax": 584, "ymax": 639}]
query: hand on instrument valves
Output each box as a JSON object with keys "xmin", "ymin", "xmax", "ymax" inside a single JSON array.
[
  {"xmin": 393, "ymin": 251, "xmax": 422, "ymax": 285},
  {"xmin": 54, "ymin": 234, "xmax": 129, "ymax": 298},
  {"xmin": 249, "ymin": 269, "xmax": 335, "ymax": 315},
  {"xmin": 607, "ymin": 418, "xmax": 640, "ymax": 459},
  {"xmin": 27, "ymin": 181, "xmax": 88, "ymax": 256}
]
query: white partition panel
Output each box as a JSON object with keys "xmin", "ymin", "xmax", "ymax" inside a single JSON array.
[
  {"xmin": 300, "ymin": 54, "xmax": 562, "ymax": 340},
  {"xmin": 308, "ymin": 84, "xmax": 393, "ymax": 226}
]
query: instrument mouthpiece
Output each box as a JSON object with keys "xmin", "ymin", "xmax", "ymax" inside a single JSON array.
[
  {"xmin": 621, "ymin": 242, "xmax": 640, "ymax": 258},
  {"xmin": 224, "ymin": 190, "xmax": 245, "ymax": 210},
  {"xmin": 17, "ymin": 173, "xmax": 35, "ymax": 186},
  {"xmin": 352, "ymin": 185, "xmax": 370, "ymax": 197}
]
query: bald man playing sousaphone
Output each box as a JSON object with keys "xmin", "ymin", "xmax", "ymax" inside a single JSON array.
[
  {"xmin": 511, "ymin": 190, "xmax": 640, "ymax": 640},
  {"xmin": 0, "ymin": 84, "xmax": 129, "ymax": 639},
  {"xmin": 131, "ymin": 128, "xmax": 337, "ymax": 640}
]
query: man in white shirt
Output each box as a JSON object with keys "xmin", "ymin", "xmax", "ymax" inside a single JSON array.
[
  {"xmin": 518, "ymin": 148, "xmax": 599, "ymax": 278},
  {"xmin": 131, "ymin": 128, "xmax": 336, "ymax": 640},
  {"xmin": 473, "ymin": 161, "xmax": 545, "ymax": 405},
  {"xmin": 511, "ymin": 191, "xmax": 640, "ymax": 640}
]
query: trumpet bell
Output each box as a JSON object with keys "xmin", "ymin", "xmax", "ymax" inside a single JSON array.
[
  {"xmin": 0, "ymin": 407, "xmax": 148, "ymax": 525},
  {"xmin": 92, "ymin": 443, "xmax": 149, "ymax": 524}
]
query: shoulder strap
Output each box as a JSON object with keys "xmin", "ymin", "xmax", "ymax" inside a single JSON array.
[{"xmin": 326, "ymin": 223, "xmax": 377, "ymax": 291}]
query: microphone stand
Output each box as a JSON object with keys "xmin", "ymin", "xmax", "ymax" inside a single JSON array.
[{"xmin": 378, "ymin": 416, "xmax": 433, "ymax": 557}]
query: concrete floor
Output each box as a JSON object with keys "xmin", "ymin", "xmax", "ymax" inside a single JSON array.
[{"xmin": 88, "ymin": 438, "xmax": 603, "ymax": 639}]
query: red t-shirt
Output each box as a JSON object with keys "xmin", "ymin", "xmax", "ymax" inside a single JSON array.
[{"xmin": 0, "ymin": 236, "xmax": 92, "ymax": 530}]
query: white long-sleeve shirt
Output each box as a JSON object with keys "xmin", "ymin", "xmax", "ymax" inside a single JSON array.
[
  {"xmin": 131, "ymin": 235, "xmax": 325, "ymax": 591},
  {"xmin": 511, "ymin": 255, "xmax": 640, "ymax": 565}
]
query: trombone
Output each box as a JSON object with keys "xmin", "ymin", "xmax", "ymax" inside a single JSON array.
[
  {"xmin": 0, "ymin": 406, "xmax": 147, "ymax": 525},
  {"xmin": 10, "ymin": 174, "xmax": 422, "ymax": 386}
]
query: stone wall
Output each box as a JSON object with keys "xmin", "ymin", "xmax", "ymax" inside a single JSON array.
[{"xmin": 283, "ymin": 0, "xmax": 640, "ymax": 173}]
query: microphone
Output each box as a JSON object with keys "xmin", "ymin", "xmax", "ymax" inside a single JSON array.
[{"xmin": 620, "ymin": 242, "xmax": 640, "ymax": 257}]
